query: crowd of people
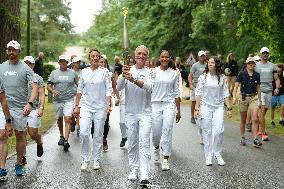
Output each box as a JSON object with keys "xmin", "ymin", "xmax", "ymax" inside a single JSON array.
[{"xmin": 0, "ymin": 40, "xmax": 282, "ymax": 187}]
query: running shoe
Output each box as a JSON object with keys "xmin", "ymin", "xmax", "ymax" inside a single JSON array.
[
  {"xmin": 37, "ymin": 144, "xmax": 44, "ymax": 157},
  {"xmin": 270, "ymin": 121, "xmax": 276, "ymax": 129},
  {"xmin": 261, "ymin": 133, "xmax": 269, "ymax": 141},
  {"xmin": 119, "ymin": 138, "xmax": 127, "ymax": 147},
  {"xmin": 58, "ymin": 136, "xmax": 64, "ymax": 145},
  {"xmin": 63, "ymin": 140, "xmax": 70, "ymax": 151},
  {"xmin": 253, "ymin": 138, "xmax": 262, "ymax": 148},
  {"xmin": 191, "ymin": 117, "xmax": 196, "ymax": 124},
  {"xmin": 279, "ymin": 120, "xmax": 284, "ymax": 127},
  {"xmin": 93, "ymin": 161, "xmax": 100, "ymax": 170},
  {"xmin": 215, "ymin": 155, "xmax": 226, "ymax": 166},
  {"xmin": 161, "ymin": 159, "xmax": 170, "ymax": 171},
  {"xmin": 15, "ymin": 164, "xmax": 25, "ymax": 176},
  {"xmin": 206, "ymin": 157, "xmax": 212, "ymax": 166},
  {"xmin": 153, "ymin": 147, "xmax": 160, "ymax": 163},
  {"xmin": 140, "ymin": 179, "xmax": 150, "ymax": 187},
  {"xmin": 81, "ymin": 162, "xmax": 88, "ymax": 171},
  {"xmin": 240, "ymin": 137, "xmax": 246, "ymax": 146},
  {"xmin": 0, "ymin": 168, "xmax": 8, "ymax": 181}
]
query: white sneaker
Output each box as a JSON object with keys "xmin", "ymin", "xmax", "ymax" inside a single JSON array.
[
  {"xmin": 128, "ymin": 170, "xmax": 138, "ymax": 180},
  {"xmin": 93, "ymin": 161, "xmax": 100, "ymax": 170},
  {"xmin": 216, "ymin": 156, "xmax": 226, "ymax": 166},
  {"xmin": 205, "ymin": 157, "xmax": 212, "ymax": 166},
  {"xmin": 161, "ymin": 159, "xmax": 170, "ymax": 171},
  {"xmin": 154, "ymin": 148, "xmax": 160, "ymax": 163},
  {"xmin": 81, "ymin": 162, "xmax": 88, "ymax": 171}
]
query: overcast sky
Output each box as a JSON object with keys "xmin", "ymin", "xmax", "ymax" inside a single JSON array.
[{"xmin": 69, "ymin": 0, "xmax": 102, "ymax": 33}]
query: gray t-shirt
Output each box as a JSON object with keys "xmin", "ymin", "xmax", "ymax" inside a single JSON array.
[
  {"xmin": 0, "ymin": 77, "xmax": 4, "ymax": 93},
  {"xmin": 0, "ymin": 61, "xmax": 35, "ymax": 109},
  {"xmin": 48, "ymin": 69, "xmax": 78, "ymax": 102},
  {"xmin": 255, "ymin": 61, "xmax": 276, "ymax": 93},
  {"xmin": 190, "ymin": 61, "xmax": 206, "ymax": 87}
]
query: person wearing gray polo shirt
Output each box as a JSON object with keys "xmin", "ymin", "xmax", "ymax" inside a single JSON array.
[
  {"xmin": 47, "ymin": 55, "xmax": 78, "ymax": 151},
  {"xmin": 0, "ymin": 41, "xmax": 38, "ymax": 177},
  {"xmin": 255, "ymin": 47, "xmax": 280, "ymax": 141}
]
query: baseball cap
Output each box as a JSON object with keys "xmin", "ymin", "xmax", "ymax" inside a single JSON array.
[
  {"xmin": 58, "ymin": 55, "xmax": 69, "ymax": 62},
  {"xmin": 7, "ymin": 40, "xmax": 21, "ymax": 50},
  {"xmin": 253, "ymin": 55, "xmax": 260, "ymax": 61},
  {"xmin": 246, "ymin": 57, "xmax": 256, "ymax": 64},
  {"xmin": 23, "ymin": 56, "xmax": 35, "ymax": 64},
  {"xmin": 260, "ymin": 47, "xmax": 269, "ymax": 54},
  {"xmin": 101, "ymin": 54, "xmax": 107, "ymax": 60},
  {"xmin": 72, "ymin": 56, "xmax": 81, "ymax": 63},
  {"xmin": 198, "ymin": 50, "xmax": 206, "ymax": 57}
]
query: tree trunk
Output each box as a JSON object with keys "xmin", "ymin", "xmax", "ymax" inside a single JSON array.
[{"xmin": 0, "ymin": 1, "xmax": 20, "ymax": 63}]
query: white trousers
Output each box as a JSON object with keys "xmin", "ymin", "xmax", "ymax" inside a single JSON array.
[
  {"xmin": 125, "ymin": 113, "xmax": 151, "ymax": 180},
  {"xmin": 119, "ymin": 104, "xmax": 127, "ymax": 138},
  {"xmin": 200, "ymin": 104, "xmax": 224, "ymax": 159},
  {"xmin": 80, "ymin": 107, "xmax": 106, "ymax": 162},
  {"xmin": 152, "ymin": 102, "xmax": 176, "ymax": 156}
]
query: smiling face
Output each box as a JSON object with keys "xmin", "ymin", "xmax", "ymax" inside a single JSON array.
[
  {"xmin": 6, "ymin": 47, "xmax": 20, "ymax": 63},
  {"xmin": 99, "ymin": 58, "xmax": 107, "ymax": 68},
  {"xmin": 58, "ymin": 60, "xmax": 68, "ymax": 71},
  {"xmin": 261, "ymin": 51, "xmax": 269, "ymax": 62},
  {"xmin": 159, "ymin": 50, "xmax": 170, "ymax": 68},
  {"xmin": 135, "ymin": 46, "xmax": 148, "ymax": 69},
  {"xmin": 207, "ymin": 58, "xmax": 216, "ymax": 72},
  {"xmin": 89, "ymin": 50, "xmax": 101, "ymax": 67}
]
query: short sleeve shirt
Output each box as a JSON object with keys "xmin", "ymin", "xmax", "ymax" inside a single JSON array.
[
  {"xmin": 190, "ymin": 62, "xmax": 206, "ymax": 87},
  {"xmin": 48, "ymin": 69, "xmax": 78, "ymax": 102},
  {"xmin": 236, "ymin": 69, "xmax": 260, "ymax": 94},
  {"xmin": 255, "ymin": 62, "xmax": 276, "ymax": 93}
]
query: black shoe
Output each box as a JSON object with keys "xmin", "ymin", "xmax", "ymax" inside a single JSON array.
[
  {"xmin": 140, "ymin": 180, "xmax": 150, "ymax": 186},
  {"xmin": 63, "ymin": 141, "xmax": 70, "ymax": 151},
  {"xmin": 120, "ymin": 138, "xmax": 127, "ymax": 147},
  {"xmin": 21, "ymin": 156, "xmax": 27, "ymax": 166},
  {"xmin": 253, "ymin": 138, "xmax": 262, "ymax": 148},
  {"xmin": 37, "ymin": 144, "xmax": 44, "ymax": 157},
  {"xmin": 279, "ymin": 120, "xmax": 284, "ymax": 127},
  {"xmin": 58, "ymin": 136, "xmax": 64, "ymax": 145},
  {"xmin": 71, "ymin": 123, "xmax": 76, "ymax": 132},
  {"xmin": 240, "ymin": 137, "xmax": 246, "ymax": 146}
]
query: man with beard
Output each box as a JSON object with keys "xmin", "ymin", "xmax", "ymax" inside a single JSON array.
[{"xmin": 0, "ymin": 41, "xmax": 37, "ymax": 176}]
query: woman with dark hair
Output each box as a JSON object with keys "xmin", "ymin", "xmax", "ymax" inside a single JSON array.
[
  {"xmin": 194, "ymin": 56, "xmax": 232, "ymax": 166},
  {"xmin": 224, "ymin": 53, "xmax": 238, "ymax": 97}
]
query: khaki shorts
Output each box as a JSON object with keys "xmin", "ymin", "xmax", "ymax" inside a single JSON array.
[{"xmin": 239, "ymin": 95, "xmax": 259, "ymax": 112}]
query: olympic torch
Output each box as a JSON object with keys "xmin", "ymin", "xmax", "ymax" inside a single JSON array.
[{"xmin": 122, "ymin": 7, "xmax": 130, "ymax": 65}]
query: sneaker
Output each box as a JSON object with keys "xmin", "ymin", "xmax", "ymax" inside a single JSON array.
[
  {"xmin": 103, "ymin": 138, "xmax": 108, "ymax": 151},
  {"xmin": 153, "ymin": 148, "xmax": 160, "ymax": 163},
  {"xmin": 15, "ymin": 164, "xmax": 25, "ymax": 176},
  {"xmin": 0, "ymin": 168, "xmax": 8, "ymax": 181},
  {"xmin": 205, "ymin": 157, "xmax": 212, "ymax": 166},
  {"xmin": 215, "ymin": 155, "xmax": 226, "ymax": 166},
  {"xmin": 77, "ymin": 129, "xmax": 80, "ymax": 137},
  {"xmin": 128, "ymin": 170, "xmax": 138, "ymax": 180},
  {"xmin": 63, "ymin": 140, "xmax": 70, "ymax": 151},
  {"xmin": 261, "ymin": 132, "xmax": 269, "ymax": 141},
  {"xmin": 21, "ymin": 156, "xmax": 27, "ymax": 166},
  {"xmin": 190, "ymin": 117, "xmax": 196, "ymax": 124},
  {"xmin": 161, "ymin": 159, "xmax": 170, "ymax": 171},
  {"xmin": 140, "ymin": 179, "xmax": 150, "ymax": 186},
  {"xmin": 93, "ymin": 161, "xmax": 100, "ymax": 170},
  {"xmin": 270, "ymin": 121, "xmax": 276, "ymax": 129},
  {"xmin": 81, "ymin": 162, "xmax": 88, "ymax": 171},
  {"xmin": 37, "ymin": 144, "xmax": 44, "ymax": 157},
  {"xmin": 71, "ymin": 122, "xmax": 76, "ymax": 132},
  {"xmin": 199, "ymin": 136, "xmax": 204, "ymax": 145},
  {"xmin": 279, "ymin": 120, "xmax": 284, "ymax": 127},
  {"xmin": 246, "ymin": 123, "xmax": 252, "ymax": 132},
  {"xmin": 240, "ymin": 137, "xmax": 246, "ymax": 146},
  {"xmin": 253, "ymin": 138, "xmax": 263, "ymax": 148},
  {"xmin": 120, "ymin": 138, "xmax": 127, "ymax": 147},
  {"xmin": 58, "ymin": 136, "xmax": 64, "ymax": 146}
]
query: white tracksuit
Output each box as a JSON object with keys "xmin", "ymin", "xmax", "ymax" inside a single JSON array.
[
  {"xmin": 144, "ymin": 67, "xmax": 179, "ymax": 157},
  {"xmin": 77, "ymin": 67, "xmax": 112, "ymax": 162},
  {"xmin": 195, "ymin": 73, "xmax": 229, "ymax": 159},
  {"xmin": 116, "ymin": 65, "xmax": 152, "ymax": 180},
  {"xmin": 119, "ymin": 89, "xmax": 127, "ymax": 138}
]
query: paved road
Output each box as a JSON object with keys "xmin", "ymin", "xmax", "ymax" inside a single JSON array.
[{"xmin": 1, "ymin": 104, "xmax": 284, "ymax": 189}]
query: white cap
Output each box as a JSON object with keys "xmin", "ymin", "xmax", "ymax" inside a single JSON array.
[
  {"xmin": 23, "ymin": 56, "xmax": 35, "ymax": 64},
  {"xmin": 260, "ymin": 47, "xmax": 269, "ymax": 54},
  {"xmin": 101, "ymin": 54, "xmax": 107, "ymax": 60},
  {"xmin": 58, "ymin": 55, "xmax": 69, "ymax": 62},
  {"xmin": 198, "ymin": 50, "xmax": 206, "ymax": 57},
  {"xmin": 246, "ymin": 57, "xmax": 256, "ymax": 63},
  {"xmin": 253, "ymin": 55, "xmax": 260, "ymax": 61},
  {"xmin": 7, "ymin": 40, "xmax": 21, "ymax": 50},
  {"xmin": 72, "ymin": 56, "xmax": 81, "ymax": 63}
]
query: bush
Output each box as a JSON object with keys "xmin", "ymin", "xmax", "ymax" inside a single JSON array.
[{"xmin": 43, "ymin": 64, "xmax": 56, "ymax": 81}]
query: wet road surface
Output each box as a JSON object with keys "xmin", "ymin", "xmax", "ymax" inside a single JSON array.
[{"xmin": 1, "ymin": 104, "xmax": 284, "ymax": 189}]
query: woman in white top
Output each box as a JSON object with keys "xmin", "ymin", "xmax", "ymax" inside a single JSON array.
[
  {"xmin": 143, "ymin": 50, "xmax": 181, "ymax": 171},
  {"xmin": 73, "ymin": 48, "xmax": 112, "ymax": 171},
  {"xmin": 194, "ymin": 56, "xmax": 232, "ymax": 166}
]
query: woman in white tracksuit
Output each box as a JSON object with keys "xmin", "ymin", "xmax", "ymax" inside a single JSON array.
[
  {"xmin": 143, "ymin": 50, "xmax": 181, "ymax": 171},
  {"xmin": 194, "ymin": 56, "xmax": 232, "ymax": 166},
  {"xmin": 73, "ymin": 48, "xmax": 112, "ymax": 171}
]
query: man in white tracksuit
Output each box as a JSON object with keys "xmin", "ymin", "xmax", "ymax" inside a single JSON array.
[
  {"xmin": 119, "ymin": 89, "xmax": 128, "ymax": 147},
  {"xmin": 116, "ymin": 45, "xmax": 152, "ymax": 187}
]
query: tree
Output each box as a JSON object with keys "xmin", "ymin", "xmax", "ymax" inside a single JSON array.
[{"xmin": 0, "ymin": 1, "xmax": 21, "ymax": 63}]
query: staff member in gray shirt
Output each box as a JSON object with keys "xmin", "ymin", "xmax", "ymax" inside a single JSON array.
[
  {"xmin": 47, "ymin": 55, "xmax": 78, "ymax": 151},
  {"xmin": 0, "ymin": 41, "xmax": 37, "ymax": 176}
]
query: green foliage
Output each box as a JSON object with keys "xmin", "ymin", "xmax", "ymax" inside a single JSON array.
[{"xmin": 43, "ymin": 63, "xmax": 55, "ymax": 81}]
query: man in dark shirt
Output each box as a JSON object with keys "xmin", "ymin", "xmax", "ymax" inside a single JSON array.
[
  {"xmin": 34, "ymin": 52, "xmax": 44, "ymax": 77},
  {"xmin": 232, "ymin": 57, "xmax": 262, "ymax": 148},
  {"xmin": 114, "ymin": 56, "xmax": 123, "ymax": 76}
]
